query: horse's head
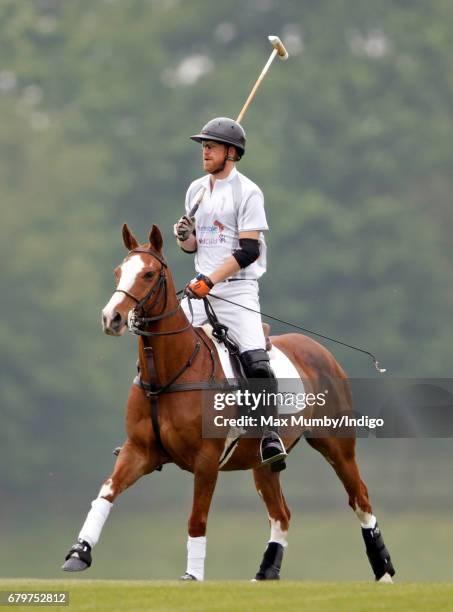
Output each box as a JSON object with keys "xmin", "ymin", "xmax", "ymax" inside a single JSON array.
[{"xmin": 102, "ymin": 223, "xmax": 166, "ymax": 336}]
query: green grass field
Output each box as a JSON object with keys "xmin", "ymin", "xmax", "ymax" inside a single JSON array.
[{"xmin": 1, "ymin": 579, "xmax": 452, "ymax": 611}]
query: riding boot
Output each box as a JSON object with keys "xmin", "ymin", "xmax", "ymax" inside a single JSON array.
[
  {"xmin": 259, "ymin": 395, "xmax": 287, "ymax": 470},
  {"xmin": 240, "ymin": 349, "xmax": 287, "ymax": 470}
]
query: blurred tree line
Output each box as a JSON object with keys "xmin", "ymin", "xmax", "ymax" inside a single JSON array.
[{"xmin": 0, "ymin": 0, "xmax": 452, "ymax": 502}]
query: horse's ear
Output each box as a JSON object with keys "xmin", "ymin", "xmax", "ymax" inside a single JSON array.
[
  {"xmin": 149, "ymin": 224, "xmax": 163, "ymax": 252},
  {"xmin": 122, "ymin": 223, "xmax": 139, "ymax": 251}
]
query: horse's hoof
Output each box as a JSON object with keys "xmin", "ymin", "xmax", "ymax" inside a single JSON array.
[
  {"xmin": 254, "ymin": 542, "xmax": 284, "ymax": 580},
  {"xmin": 61, "ymin": 557, "xmax": 89, "ymax": 572},
  {"xmin": 179, "ymin": 572, "xmax": 198, "ymax": 581},
  {"xmin": 61, "ymin": 539, "xmax": 92, "ymax": 572},
  {"xmin": 254, "ymin": 570, "xmax": 280, "ymax": 580},
  {"xmin": 378, "ymin": 572, "xmax": 394, "ymax": 583}
]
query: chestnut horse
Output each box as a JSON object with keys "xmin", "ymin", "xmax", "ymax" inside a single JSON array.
[{"xmin": 62, "ymin": 224, "xmax": 395, "ymax": 582}]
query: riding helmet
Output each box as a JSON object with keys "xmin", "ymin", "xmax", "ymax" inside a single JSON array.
[{"xmin": 190, "ymin": 117, "xmax": 246, "ymax": 158}]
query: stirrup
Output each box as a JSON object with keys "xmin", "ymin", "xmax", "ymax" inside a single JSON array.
[{"xmin": 260, "ymin": 433, "xmax": 287, "ymax": 466}]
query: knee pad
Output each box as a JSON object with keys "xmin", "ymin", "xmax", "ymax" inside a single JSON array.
[
  {"xmin": 240, "ymin": 349, "xmax": 275, "ymax": 380},
  {"xmin": 240, "ymin": 350, "xmax": 278, "ymax": 420}
]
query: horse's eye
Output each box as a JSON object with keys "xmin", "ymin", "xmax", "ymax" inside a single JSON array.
[{"xmin": 144, "ymin": 271, "xmax": 154, "ymax": 279}]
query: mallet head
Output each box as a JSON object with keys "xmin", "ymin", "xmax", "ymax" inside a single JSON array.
[{"xmin": 268, "ymin": 35, "xmax": 289, "ymax": 60}]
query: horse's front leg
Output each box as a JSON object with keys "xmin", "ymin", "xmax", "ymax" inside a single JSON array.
[
  {"xmin": 180, "ymin": 445, "xmax": 220, "ymax": 581},
  {"xmin": 62, "ymin": 439, "xmax": 157, "ymax": 571}
]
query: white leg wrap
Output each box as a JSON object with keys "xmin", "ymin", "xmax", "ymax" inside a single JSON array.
[
  {"xmin": 78, "ymin": 497, "xmax": 112, "ymax": 548},
  {"xmin": 355, "ymin": 508, "xmax": 377, "ymax": 529},
  {"xmin": 269, "ymin": 517, "xmax": 288, "ymax": 548},
  {"xmin": 186, "ymin": 536, "xmax": 207, "ymax": 581}
]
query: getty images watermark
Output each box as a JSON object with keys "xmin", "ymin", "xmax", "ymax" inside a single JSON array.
[
  {"xmin": 201, "ymin": 378, "xmax": 453, "ymax": 438},
  {"xmin": 212, "ymin": 389, "xmax": 384, "ymax": 430}
]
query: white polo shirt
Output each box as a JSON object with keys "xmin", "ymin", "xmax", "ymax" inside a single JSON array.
[{"xmin": 184, "ymin": 167, "xmax": 268, "ymax": 280}]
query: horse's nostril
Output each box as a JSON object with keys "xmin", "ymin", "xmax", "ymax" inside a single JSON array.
[{"xmin": 112, "ymin": 312, "xmax": 123, "ymax": 329}]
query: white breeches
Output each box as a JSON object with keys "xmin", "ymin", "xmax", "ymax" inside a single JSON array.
[{"xmin": 181, "ymin": 279, "xmax": 265, "ymax": 353}]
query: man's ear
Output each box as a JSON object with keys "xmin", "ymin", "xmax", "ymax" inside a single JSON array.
[
  {"xmin": 122, "ymin": 224, "xmax": 139, "ymax": 251},
  {"xmin": 149, "ymin": 224, "xmax": 163, "ymax": 252},
  {"xmin": 227, "ymin": 145, "xmax": 238, "ymax": 161}
]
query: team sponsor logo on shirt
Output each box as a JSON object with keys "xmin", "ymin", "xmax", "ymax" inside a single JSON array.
[
  {"xmin": 214, "ymin": 220, "xmax": 226, "ymax": 243},
  {"xmin": 198, "ymin": 220, "xmax": 226, "ymax": 245}
]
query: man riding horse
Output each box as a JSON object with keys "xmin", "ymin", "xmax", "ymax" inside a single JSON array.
[
  {"xmin": 59, "ymin": 116, "xmax": 396, "ymax": 582},
  {"xmin": 174, "ymin": 117, "xmax": 287, "ymax": 468}
]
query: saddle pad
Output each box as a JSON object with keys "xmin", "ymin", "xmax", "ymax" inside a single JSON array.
[{"xmin": 201, "ymin": 325, "xmax": 306, "ymax": 415}]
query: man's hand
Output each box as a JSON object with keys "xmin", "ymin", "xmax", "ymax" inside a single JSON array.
[
  {"xmin": 174, "ymin": 215, "xmax": 195, "ymax": 242},
  {"xmin": 185, "ymin": 274, "xmax": 214, "ymax": 299}
]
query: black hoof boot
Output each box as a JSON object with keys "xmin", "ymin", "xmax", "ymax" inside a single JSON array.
[
  {"xmin": 180, "ymin": 572, "xmax": 198, "ymax": 581},
  {"xmin": 61, "ymin": 539, "xmax": 92, "ymax": 572},
  {"xmin": 361, "ymin": 522, "xmax": 395, "ymax": 581},
  {"xmin": 260, "ymin": 432, "xmax": 287, "ymax": 466},
  {"xmin": 253, "ymin": 542, "xmax": 284, "ymax": 581}
]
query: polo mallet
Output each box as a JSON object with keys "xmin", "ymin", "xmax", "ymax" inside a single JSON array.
[
  {"xmin": 186, "ymin": 36, "xmax": 289, "ymax": 219},
  {"xmin": 236, "ymin": 35, "xmax": 289, "ymax": 123}
]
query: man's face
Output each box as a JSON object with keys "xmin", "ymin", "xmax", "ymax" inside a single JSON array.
[{"xmin": 202, "ymin": 140, "xmax": 228, "ymax": 173}]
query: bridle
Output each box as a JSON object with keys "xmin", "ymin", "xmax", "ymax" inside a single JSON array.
[{"xmin": 114, "ymin": 247, "xmax": 192, "ymax": 337}]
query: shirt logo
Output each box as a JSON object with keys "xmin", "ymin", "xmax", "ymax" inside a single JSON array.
[
  {"xmin": 214, "ymin": 220, "xmax": 226, "ymax": 243},
  {"xmin": 198, "ymin": 220, "xmax": 226, "ymax": 245}
]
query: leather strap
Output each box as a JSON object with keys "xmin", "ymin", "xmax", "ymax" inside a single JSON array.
[
  {"xmin": 130, "ymin": 247, "xmax": 167, "ymax": 267},
  {"xmin": 133, "ymin": 376, "xmax": 236, "ymax": 393},
  {"xmin": 142, "ymin": 345, "xmax": 164, "ymax": 453},
  {"xmin": 140, "ymin": 337, "xmax": 230, "ymax": 457}
]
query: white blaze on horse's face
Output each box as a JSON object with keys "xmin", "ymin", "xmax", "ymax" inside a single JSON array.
[{"xmin": 102, "ymin": 254, "xmax": 145, "ymax": 336}]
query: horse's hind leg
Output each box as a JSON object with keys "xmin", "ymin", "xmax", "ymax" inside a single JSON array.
[
  {"xmin": 251, "ymin": 465, "xmax": 290, "ymax": 580},
  {"xmin": 62, "ymin": 439, "xmax": 157, "ymax": 571},
  {"xmin": 306, "ymin": 436, "xmax": 395, "ymax": 582}
]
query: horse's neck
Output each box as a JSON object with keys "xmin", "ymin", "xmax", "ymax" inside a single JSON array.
[{"xmin": 137, "ymin": 276, "xmax": 199, "ymax": 383}]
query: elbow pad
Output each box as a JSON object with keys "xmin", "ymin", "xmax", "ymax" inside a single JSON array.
[
  {"xmin": 232, "ymin": 238, "xmax": 260, "ymax": 269},
  {"xmin": 180, "ymin": 245, "xmax": 197, "ymax": 254}
]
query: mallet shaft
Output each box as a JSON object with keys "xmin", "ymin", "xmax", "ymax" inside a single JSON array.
[
  {"xmin": 236, "ymin": 36, "xmax": 289, "ymax": 124},
  {"xmin": 236, "ymin": 48, "xmax": 278, "ymax": 123}
]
